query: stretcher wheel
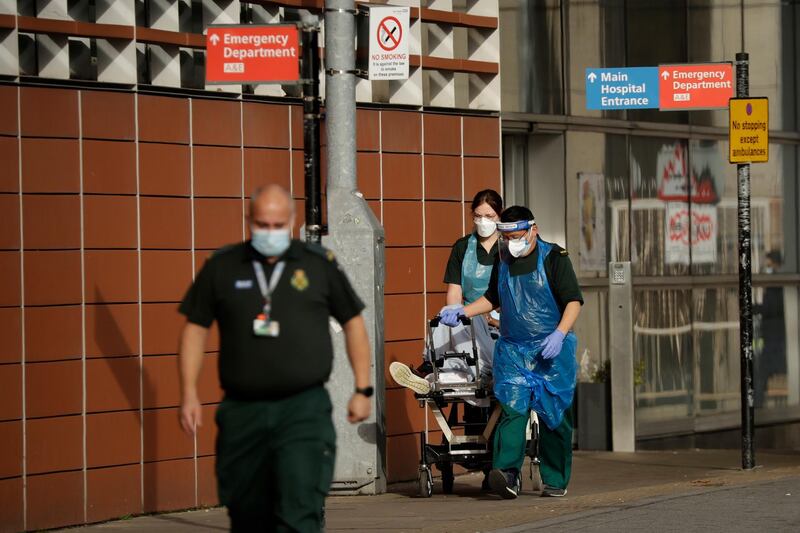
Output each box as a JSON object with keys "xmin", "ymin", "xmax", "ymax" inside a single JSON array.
[
  {"xmin": 418, "ymin": 468, "xmax": 433, "ymax": 498},
  {"xmin": 440, "ymin": 463, "xmax": 454, "ymax": 494}
]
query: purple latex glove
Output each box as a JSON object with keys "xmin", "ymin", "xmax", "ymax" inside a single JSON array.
[
  {"xmin": 540, "ymin": 329, "xmax": 565, "ymax": 359},
  {"xmin": 439, "ymin": 305, "xmax": 465, "ymax": 327}
]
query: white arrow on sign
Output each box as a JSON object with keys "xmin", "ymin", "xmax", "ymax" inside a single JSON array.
[
  {"xmin": 661, "ymin": 70, "xmax": 669, "ymax": 80},
  {"xmin": 587, "ymin": 72, "xmax": 597, "ymax": 83},
  {"xmin": 210, "ymin": 33, "xmax": 220, "ymax": 45}
]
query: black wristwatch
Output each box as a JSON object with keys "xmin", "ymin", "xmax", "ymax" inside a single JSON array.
[{"xmin": 355, "ymin": 386, "xmax": 374, "ymax": 398}]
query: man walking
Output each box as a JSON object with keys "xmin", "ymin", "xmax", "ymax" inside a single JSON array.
[
  {"xmin": 441, "ymin": 205, "xmax": 582, "ymax": 499},
  {"xmin": 178, "ymin": 184, "xmax": 373, "ymax": 531}
]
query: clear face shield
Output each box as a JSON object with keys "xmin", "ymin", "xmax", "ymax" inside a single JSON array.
[{"xmin": 497, "ymin": 219, "xmax": 536, "ymax": 260}]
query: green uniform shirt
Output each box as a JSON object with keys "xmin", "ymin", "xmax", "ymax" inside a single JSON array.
[
  {"xmin": 484, "ymin": 244, "xmax": 583, "ymax": 314},
  {"xmin": 443, "ymin": 233, "xmax": 499, "ymax": 285},
  {"xmin": 179, "ymin": 240, "xmax": 365, "ymax": 400}
]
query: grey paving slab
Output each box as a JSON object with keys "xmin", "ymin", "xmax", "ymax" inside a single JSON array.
[
  {"xmin": 496, "ymin": 477, "xmax": 800, "ymax": 533},
  {"xmin": 59, "ymin": 450, "xmax": 800, "ymax": 533}
]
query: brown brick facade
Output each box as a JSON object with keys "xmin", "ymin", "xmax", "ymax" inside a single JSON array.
[{"xmin": 0, "ymin": 84, "xmax": 500, "ymax": 529}]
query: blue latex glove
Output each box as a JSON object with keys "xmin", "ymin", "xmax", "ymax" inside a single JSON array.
[
  {"xmin": 439, "ymin": 305, "xmax": 465, "ymax": 327},
  {"xmin": 540, "ymin": 329, "xmax": 565, "ymax": 359}
]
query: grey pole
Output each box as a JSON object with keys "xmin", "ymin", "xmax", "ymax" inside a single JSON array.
[
  {"xmin": 325, "ymin": 0, "xmax": 357, "ymax": 190},
  {"xmin": 735, "ymin": 51, "xmax": 755, "ymax": 470},
  {"xmin": 608, "ymin": 262, "xmax": 635, "ymax": 452},
  {"xmin": 324, "ymin": 0, "xmax": 386, "ymax": 494}
]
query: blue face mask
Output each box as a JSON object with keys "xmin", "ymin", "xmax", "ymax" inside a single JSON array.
[{"xmin": 251, "ymin": 227, "xmax": 291, "ymax": 257}]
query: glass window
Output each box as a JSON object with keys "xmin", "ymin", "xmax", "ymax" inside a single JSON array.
[
  {"xmin": 567, "ymin": 0, "xmax": 626, "ymax": 120},
  {"xmin": 754, "ymin": 284, "xmax": 800, "ymax": 415},
  {"xmin": 499, "ymin": 0, "xmax": 563, "ymax": 114},
  {"xmin": 629, "ymin": 136, "xmax": 690, "ymax": 276},
  {"xmin": 565, "ymin": 131, "xmax": 628, "ymax": 278},
  {"xmin": 689, "ymin": 139, "xmax": 737, "ymax": 275},
  {"xmin": 745, "ymin": 0, "xmax": 797, "ymax": 131},
  {"xmin": 574, "ymin": 290, "xmax": 608, "ymax": 384},
  {"xmin": 692, "ymin": 287, "xmax": 740, "ymax": 416},
  {"xmin": 634, "ymin": 289, "xmax": 694, "ymax": 429},
  {"xmin": 626, "ymin": 0, "xmax": 689, "ymax": 125},
  {"xmin": 685, "ymin": 0, "xmax": 798, "ymax": 131},
  {"xmin": 687, "ymin": 0, "xmax": 742, "ymax": 129},
  {"xmin": 502, "ymin": 133, "xmax": 529, "ymax": 207},
  {"xmin": 751, "ymin": 143, "xmax": 797, "ymax": 274}
]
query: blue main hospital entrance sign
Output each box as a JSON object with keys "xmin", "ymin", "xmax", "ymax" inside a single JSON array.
[{"xmin": 586, "ymin": 67, "xmax": 659, "ymax": 110}]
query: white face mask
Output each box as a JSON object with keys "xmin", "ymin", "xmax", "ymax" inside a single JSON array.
[
  {"xmin": 474, "ymin": 216, "xmax": 497, "ymax": 238},
  {"xmin": 507, "ymin": 230, "xmax": 532, "ymax": 258},
  {"xmin": 251, "ymin": 227, "xmax": 291, "ymax": 257}
]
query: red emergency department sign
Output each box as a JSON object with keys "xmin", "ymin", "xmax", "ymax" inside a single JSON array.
[
  {"xmin": 658, "ymin": 63, "xmax": 733, "ymax": 110},
  {"xmin": 206, "ymin": 24, "xmax": 300, "ymax": 84}
]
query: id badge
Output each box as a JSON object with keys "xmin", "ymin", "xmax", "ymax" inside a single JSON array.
[{"xmin": 253, "ymin": 314, "xmax": 280, "ymax": 337}]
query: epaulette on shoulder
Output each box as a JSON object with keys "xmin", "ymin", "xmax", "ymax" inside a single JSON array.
[
  {"xmin": 211, "ymin": 243, "xmax": 238, "ymax": 258},
  {"xmin": 305, "ymin": 242, "xmax": 337, "ymax": 263},
  {"xmin": 560, "ymin": 249, "xmax": 569, "ymax": 256}
]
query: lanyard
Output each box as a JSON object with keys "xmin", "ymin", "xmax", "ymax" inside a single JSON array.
[{"xmin": 252, "ymin": 260, "xmax": 285, "ymax": 313}]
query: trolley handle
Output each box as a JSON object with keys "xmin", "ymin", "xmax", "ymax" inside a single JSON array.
[
  {"xmin": 429, "ymin": 316, "xmax": 471, "ymax": 328},
  {"xmin": 434, "ymin": 352, "xmax": 477, "ymax": 366}
]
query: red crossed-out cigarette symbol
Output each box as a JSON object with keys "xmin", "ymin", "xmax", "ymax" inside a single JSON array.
[{"xmin": 378, "ymin": 16, "xmax": 402, "ymax": 51}]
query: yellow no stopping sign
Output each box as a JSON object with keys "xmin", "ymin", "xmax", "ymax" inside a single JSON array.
[{"xmin": 729, "ymin": 97, "xmax": 768, "ymax": 163}]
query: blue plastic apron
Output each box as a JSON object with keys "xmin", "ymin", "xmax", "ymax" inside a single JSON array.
[
  {"xmin": 461, "ymin": 234, "xmax": 493, "ymax": 304},
  {"xmin": 493, "ymin": 238, "xmax": 577, "ymax": 430}
]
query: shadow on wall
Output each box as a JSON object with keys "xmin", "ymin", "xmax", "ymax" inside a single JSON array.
[{"xmin": 91, "ymin": 288, "xmax": 155, "ymax": 520}]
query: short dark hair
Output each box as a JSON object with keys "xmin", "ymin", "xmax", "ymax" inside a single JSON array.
[
  {"xmin": 501, "ymin": 205, "xmax": 534, "ymax": 223},
  {"xmin": 471, "ymin": 189, "xmax": 503, "ymax": 217},
  {"xmin": 766, "ymin": 250, "xmax": 783, "ymax": 265}
]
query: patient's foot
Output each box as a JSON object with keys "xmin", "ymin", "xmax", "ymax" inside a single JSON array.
[{"xmin": 389, "ymin": 362, "xmax": 431, "ymax": 394}]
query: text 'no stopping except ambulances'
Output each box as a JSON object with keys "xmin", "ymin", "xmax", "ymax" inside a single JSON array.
[{"xmin": 729, "ymin": 98, "xmax": 769, "ymax": 163}]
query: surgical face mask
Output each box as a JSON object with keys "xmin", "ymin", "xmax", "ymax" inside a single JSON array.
[
  {"xmin": 507, "ymin": 230, "xmax": 532, "ymax": 258},
  {"xmin": 251, "ymin": 227, "xmax": 291, "ymax": 257},
  {"xmin": 474, "ymin": 216, "xmax": 497, "ymax": 238}
]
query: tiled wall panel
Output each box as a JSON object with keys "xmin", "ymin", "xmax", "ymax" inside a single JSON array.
[
  {"xmin": 83, "ymin": 140, "xmax": 138, "ymax": 194},
  {"xmin": 0, "ymin": 421, "xmax": 22, "ymax": 478},
  {"xmin": 0, "ymin": 138, "xmax": 19, "ymax": 192},
  {"xmin": 3, "ymin": 86, "xmax": 501, "ymax": 530},
  {"xmin": 0, "ymin": 364, "xmax": 22, "ymax": 421},
  {"xmin": 0, "ymin": 477, "xmax": 24, "ymax": 531},
  {"xmin": 26, "ymin": 471, "xmax": 84, "ymax": 530},
  {"xmin": 142, "ymin": 458, "xmax": 195, "ymax": 513},
  {"xmin": 86, "ymin": 465, "xmax": 141, "ymax": 523}
]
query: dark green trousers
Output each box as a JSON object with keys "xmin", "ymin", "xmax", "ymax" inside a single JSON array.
[
  {"xmin": 493, "ymin": 401, "xmax": 573, "ymax": 489},
  {"xmin": 215, "ymin": 386, "xmax": 336, "ymax": 533}
]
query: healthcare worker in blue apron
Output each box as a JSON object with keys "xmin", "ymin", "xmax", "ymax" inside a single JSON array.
[
  {"xmin": 441, "ymin": 205, "xmax": 583, "ymax": 499},
  {"xmin": 389, "ymin": 189, "xmax": 502, "ymax": 393}
]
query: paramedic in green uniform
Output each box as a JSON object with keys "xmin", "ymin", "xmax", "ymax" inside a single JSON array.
[
  {"xmin": 178, "ymin": 184, "xmax": 372, "ymax": 531},
  {"xmin": 440, "ymin": 205, "xmax": 583, "ymax": 499}
]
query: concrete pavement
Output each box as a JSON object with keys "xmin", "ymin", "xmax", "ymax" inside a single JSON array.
[
  {"xmin": 496, "ymin": 477, "xmax": 800, "ymax": 532},
  {"xmin": 62, "ymin": 449, "xmax": 800, "ymax": 532}
]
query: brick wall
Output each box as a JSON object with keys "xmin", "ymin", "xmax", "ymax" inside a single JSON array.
[{"xmin": 0, "ymin": 84, "xmax": 500, "ymax": 529}]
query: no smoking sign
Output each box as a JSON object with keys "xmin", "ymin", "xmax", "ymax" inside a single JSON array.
[
  {"xmin": 378, "ymin": 16, "xmax": 402, "ymax": 51},
  {"xmin": 366, "ymin": 6, "xmax": 409, "ymax": 80}
]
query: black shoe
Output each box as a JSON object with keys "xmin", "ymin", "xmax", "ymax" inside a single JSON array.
[
  {"xmin": 541, "ymin": 484, "xmax": 567, "ymax": 497},
  {"xmin": 488, "ymin": 468, "xmax": 519, "ymax": 499},
  {"xmin": 416, "ymin": 361, "xmax": 434, "ymax": 376},
  {"xmin": 481, "ymin": 473, "xmax": 490, "ymax": 491}
]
